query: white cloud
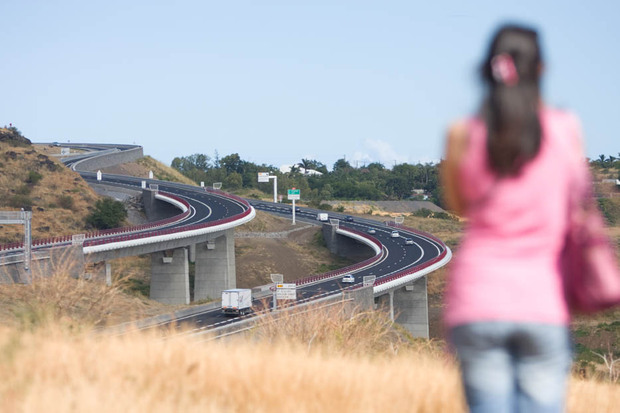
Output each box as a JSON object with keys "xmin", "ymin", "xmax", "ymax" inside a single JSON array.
[{"xmin": 349, "ymin": 139, "xmax": 410, "ymax": 168}]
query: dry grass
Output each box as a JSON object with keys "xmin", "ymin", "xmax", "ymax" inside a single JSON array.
[
  {"xmin": 99, "ymin": 155, "xmax": 196, "ymax": 186},
  {"xmin": 0, "ymin": 324, "xmax": 464, "ymax": 413},
  {"xmin": 0, "ymin": 267, "xmax": 129, "ymax": 331},
  {"xmin": 0, "ymin": 249, "xmax": 171, "ymax": 329},
  {"xmin": 248, "ymin": 299, "xmax": 445, "ymax": 358},
  {"xmin": 0, "ymin": 302, "xmax": 617, "ymax": 412}
]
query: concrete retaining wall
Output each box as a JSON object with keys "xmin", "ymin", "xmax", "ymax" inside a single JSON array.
[
  {"xmin": 142, "ymin": 189, "xmax": 182, "ymax": 221},
  {"xmin": 0, "ymin": 245, "xmax": 85, "ymax": 284},
  {"xmin": 322, "ymin": 224, "xmax": 374, "ymax": 261},
  {"xmin": 74, "ymin": 146, "xmax": 144, "ymax": 171}
]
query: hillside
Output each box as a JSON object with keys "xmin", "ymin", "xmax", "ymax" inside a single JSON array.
[{"xmin": 0, "ymin": 141, "xmax": 102, "ymax": 244}]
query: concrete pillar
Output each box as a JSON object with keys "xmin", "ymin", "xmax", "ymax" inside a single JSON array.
[
  {"xmin": 150, "ymin": 248, "xmax": 190, "ymax": 305},
  {"xmin": 188, "ymin": 244, "xmax": 196, "ymax": 263},
  {"xmin": 322, "ymin": 223, "xmax": 339, "ymax": 255},
  {"xmin": 194, "ymin": 229, "xmax": 236, "ymax": 301},
  {"xmin": 342, "ymin": 284, "xmax": 374, "ymax": 317},
  {"xmin": 374, "ymin": 293, "xmax": 390, "ymax": 315},
  {"xmin": 393, "ymin": 276, "xmax": 429, "ymax": 338}
]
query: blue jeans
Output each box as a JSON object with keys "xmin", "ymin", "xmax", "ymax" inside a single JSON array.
[{"xmin": 449, "ymin": 322, "xmax": 572, "ymax": 413}]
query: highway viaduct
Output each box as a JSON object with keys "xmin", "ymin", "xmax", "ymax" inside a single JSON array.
[{"xmin": 0, "ymin": 143, "xmax": 451, "ymax": 338}]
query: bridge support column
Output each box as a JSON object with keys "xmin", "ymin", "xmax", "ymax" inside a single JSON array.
[
  {"xmin": 150, "ymin": 248, "xmax": 190, "ymax": 305},
  {"xmin": 188, "ymin": 244, "xmax": 196, "ymax": 263},
  {"xmin": 374, "ymin": 292, "xmax": 394, "ymax": 320},
  {"xmin": 373, "ymin": 276, "xmax": 429, "ymax": 338},
  {"xmin": 393, "ymin": 276, "xmax": 429, "ymax": 338},
  {"xmin": 194, "ymin": 229, "xmax": 236, "ymax": 301}
]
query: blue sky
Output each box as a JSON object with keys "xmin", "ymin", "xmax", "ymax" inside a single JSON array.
[{"xmin": 1, "ymin": 1, "xmax": 618, "ymax": 170}]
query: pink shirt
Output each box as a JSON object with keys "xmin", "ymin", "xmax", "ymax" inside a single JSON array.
[{"xmin": 444, "ymin": 107, "xmax": 584, "ymax": 327}]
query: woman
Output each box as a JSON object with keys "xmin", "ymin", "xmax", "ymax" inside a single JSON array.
[{"xmin": 442, "ymin": 24, "xmax": 586, "ymax": 413}]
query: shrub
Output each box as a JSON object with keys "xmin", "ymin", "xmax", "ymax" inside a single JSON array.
[
  {"xmin": 412, "ymin": 208, "xmax": 434, "ymax": 218},
  {"xmin": 9, "ymin": 194, "xmax": 33, "ymax": 209},
  {"xmin": 16, "ymin": 184, "xmax": 32, "ymax": 195},
  {"xmin": 86, "ymin": 198, "xmax": 127, "ymax": 229},
  {"xmin": 58, "ymin": 195, "xmax": 74, "ymax": 210},
  {"xmin": 335, "ymin": 205, "xmax": 345, "ymax": 212},
  {"xmin": 434, "ymin": 211, "xmax": 458, "ymax": 221},
  {"xmin": 26, "ymin": 170, "xmax": 43, "ymax": 185}
]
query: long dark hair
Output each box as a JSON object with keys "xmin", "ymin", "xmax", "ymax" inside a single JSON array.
[{"xmin": 481, "ymin": 24, "xmax": 542, "ymax": 176}]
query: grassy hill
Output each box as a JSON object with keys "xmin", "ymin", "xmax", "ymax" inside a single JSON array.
[{"xmin": 0, "ymin": 141, "xmax": 101, "ymax": 244}]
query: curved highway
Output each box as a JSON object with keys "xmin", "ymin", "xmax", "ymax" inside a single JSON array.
[
  {"xmin": 148, "ymin": 203, "xmax": 450, "ymax": 332},
  {"xmin": 0, "ymin": 144, "xmax": 254, "ymax": 254},
  {"xmin": 0, "ymin": 143, "xmax": 450, "ymax": 333}
]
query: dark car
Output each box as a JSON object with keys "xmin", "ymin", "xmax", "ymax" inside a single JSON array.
[{"xmin": 345, "ymin": 215, "xmax": 354, "ymax": 222}]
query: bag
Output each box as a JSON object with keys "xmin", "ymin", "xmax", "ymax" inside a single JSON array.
[{"xmin": 561, "ymin": 184, "xmax": 620, "ymax": 314}]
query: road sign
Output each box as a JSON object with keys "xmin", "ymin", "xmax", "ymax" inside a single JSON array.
[
  {"xmin": 258, "ymin": 172, "xmax": 270, "ymax": 183},
  {"xmin": 363, "ymin": 275, "xmax": 376, "ymax": 287},
  {"xmin": 287, "ymin": 188, "xmax": 300, "ymax": 200},
  {"xmin": 276, "ymin": 283, "xmax": 297, "ymax": 300}
]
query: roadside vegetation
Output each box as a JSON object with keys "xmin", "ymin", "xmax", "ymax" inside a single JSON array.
[
  {"xmin": 0, "ymin": 300, "xmax": 617, "ymax": 412},
  {"xmin": 85, "ymin": 198, "xmax": 127, "ymax": 230}
]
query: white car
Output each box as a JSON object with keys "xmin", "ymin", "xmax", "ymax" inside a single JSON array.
[
  {"xmin": 342, "ymin": 274, "xmax": 355, "ymax": 283},
  {"xmin": 391, "ymin": 230, "xmax": 399, "ymax": 238},
  {"xmin": 367, "ymin": 228, "xmax": 376, "ymax": 234},
  {"xmin": 404, "ymin": 238, "xmax": 414, "ymax": 245}
]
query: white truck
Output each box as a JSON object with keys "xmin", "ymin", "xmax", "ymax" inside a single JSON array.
[
  {"xmin": 317, "ymin": 213, "xmax": 329, "ymax": 222},
  {"xmin": 221, "ymin": 288, "xmax": 253, "ymax": 316}
]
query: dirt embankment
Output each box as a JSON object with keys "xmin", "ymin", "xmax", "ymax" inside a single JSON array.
[{"xmin": 234, "ymin": 212, "xmax": 354, "ymax": 287}]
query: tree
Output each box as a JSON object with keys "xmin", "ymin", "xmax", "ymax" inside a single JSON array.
[
  {"xmin": 320, "ymin": 183, "xmax": 333, "ymax": 200},
  {"xmin": 386, "ymin": 175, "xmax": 411, "ymax": 199},
  {"xmin": 86, "ymin": 198, "xmax": 127, "ymax": 229},
  {"xmin": 289, "ymin": 164, "xmax": 301, "ymax": 175},
  {"xmin": 224, "ymin": 172, "xmax": 243, "ymax": 190},
  {"xmin": 367, "ymin": 162, "xmax": 385, "ymax": 171},
  {"xmin": 170, "ymin": 153, "xmax": 211, "ymax": 174},
  {"xmin": 220, "ymin": 153, "xmax": 242, "ymax": 174},
  {"xmin": 333, "ymin": 158, "xmax": 352, "ymax": 174},
  {"xmin": 300, "ymin": 158, "xmax": 328, "ymax": 174}
]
